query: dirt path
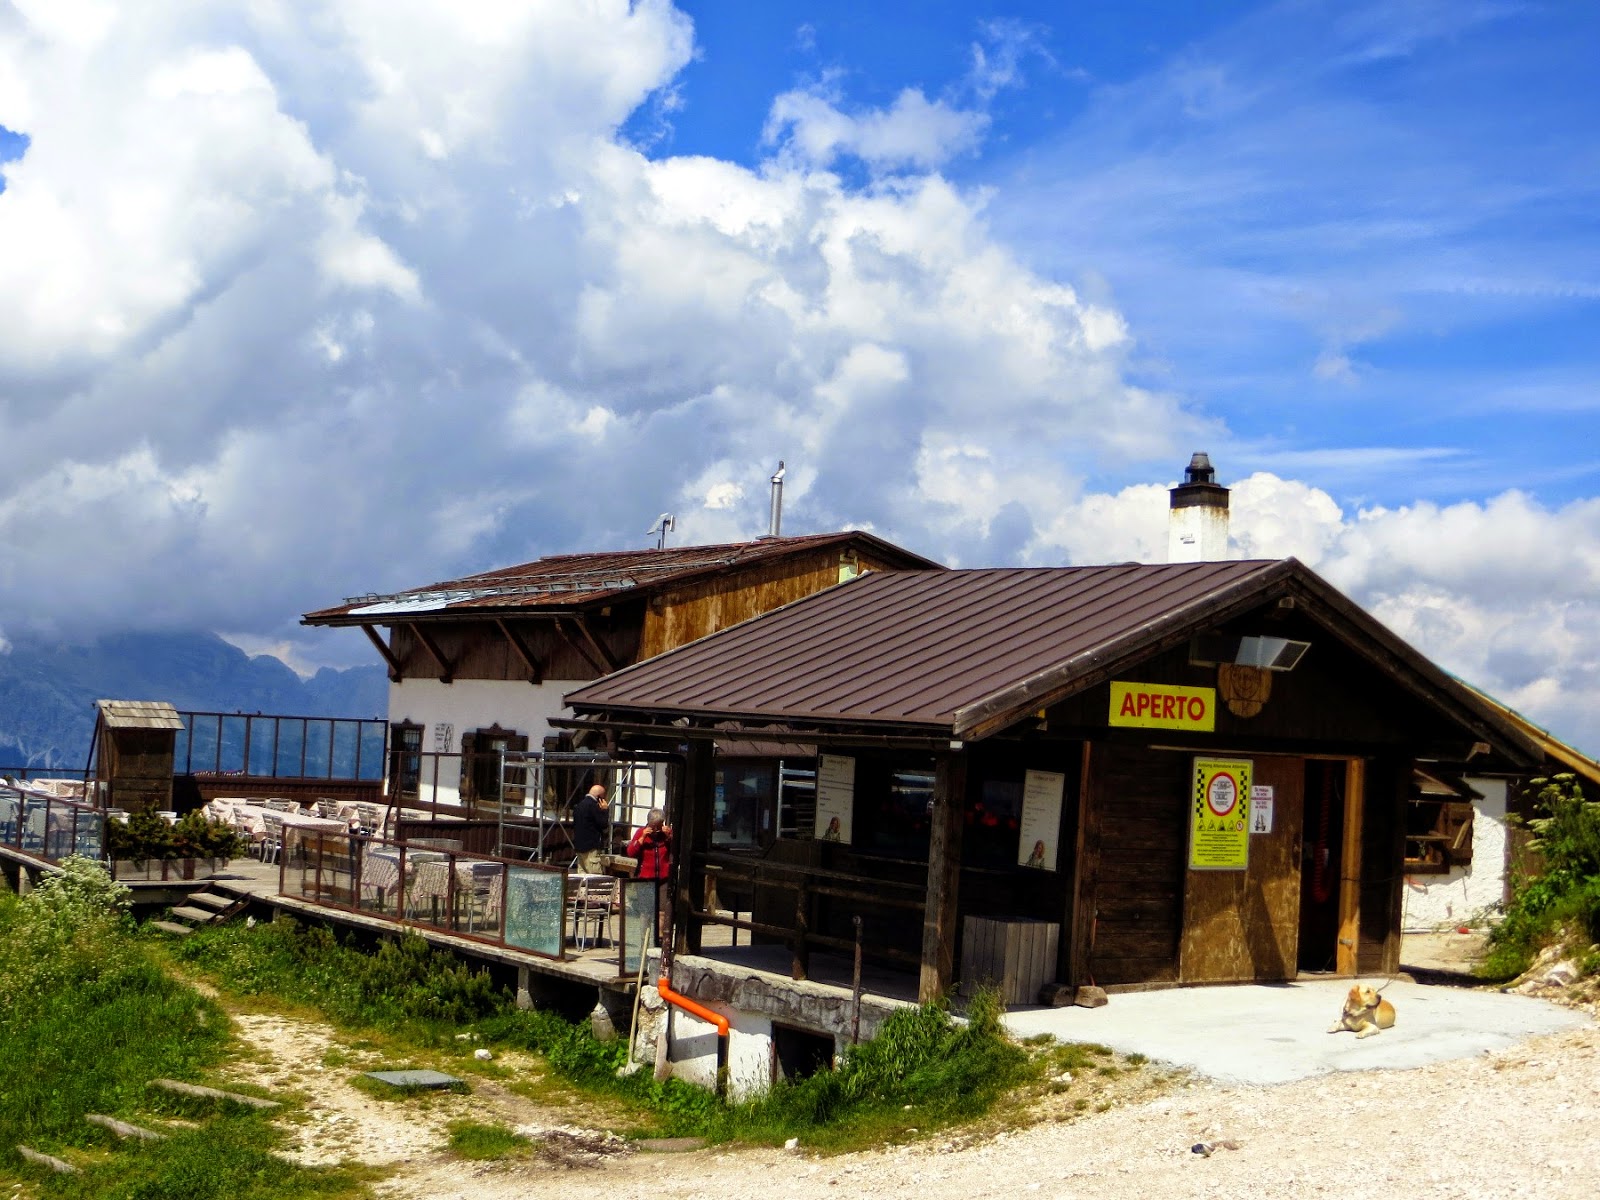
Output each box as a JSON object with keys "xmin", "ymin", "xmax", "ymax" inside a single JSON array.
[{"xmin": 226, "ymin": 1006, "xmax": 1600, "ymax": 1200}]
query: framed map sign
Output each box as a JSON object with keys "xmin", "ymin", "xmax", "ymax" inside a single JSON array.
[
  {"xmin": 1189, "ymin": 758, "xmax": 1252, "ymax": 870},
  {"xmin": 503, "ymin": 867, "xmax": 566, "ymax": 958},
  {"xmin": 815, "ymin": 753, "xmax": 855, "ymax": 844}
]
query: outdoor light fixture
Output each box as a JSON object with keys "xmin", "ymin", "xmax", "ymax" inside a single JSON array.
[
  {"xmin": 1233, "ymin": 635, "xmax": 1310, "ymax": 671},
  {"xmin": 1190, "ymin": 634, "xmax": 1312, "ymax": 671}
]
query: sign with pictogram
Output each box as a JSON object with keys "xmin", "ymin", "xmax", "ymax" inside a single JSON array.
[{"xmin": 1189, "ymin": 758, "xmax": 1252, "ymax": 870}]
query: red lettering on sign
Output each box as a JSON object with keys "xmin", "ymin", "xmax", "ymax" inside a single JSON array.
[
  {"xmin": 1188, "ymin": 697, "xmax": 1206, "ymax": 721},
  {"xmin": 1119, "ymin": 692, "xmax": 1137, "ymax": 717}
]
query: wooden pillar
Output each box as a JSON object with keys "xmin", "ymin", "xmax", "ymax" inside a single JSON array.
[
  {"xmin": 672, "ymin": 740, "xmax": 714, "ymax": 956},
  {"xmin": 1335, "ymin": 758, "xmax": 1364, "ymax": 976},
  {"xmin": 919, "ymin": 749, "xmax": 967, "ymax": 1004},
  {"xmin": 1067, "ymin": 741, "xmax": 1098, "ymax": 985}
]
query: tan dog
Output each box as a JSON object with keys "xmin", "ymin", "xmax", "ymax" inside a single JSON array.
[{"xmin": 1328, "ymin": 984, "xmax": 1396, "ymax": 1038}]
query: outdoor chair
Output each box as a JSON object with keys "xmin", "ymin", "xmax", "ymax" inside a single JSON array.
[
  {"xmin": 0, "ymin": 794, "xmax": 18, "ymax": 843},
  {"xmin": 260, "ymin": 814, "xmax": 285, "ymax": 865},
  {"xmin": 21, "ymin": 807, "xmax": 46, "ymax": 853},
  {"xmin": 315, "ymin": 799, "xmax": 341, "ymax": 820},
  {"xmin": 355, "ymin": 804, "xmax": 381, "ymax": 837},
  {"xmin": 570, "ymin": 875, "xmax": 616, "ymax": 950}
]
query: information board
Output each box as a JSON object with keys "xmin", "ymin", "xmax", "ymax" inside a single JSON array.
[
  {"xmin": 503, "ymin": 867, "xmax": 566, "ymax": 958},
  {"xmin": 815, "ymin": 753, "xmax": 855, "ymax": 843},
  {"xmin": 1017, "ymin": 769, "xmax": 1065, "ymax": 871},
  {"xmin": 1189, "ymin": 758, "xmax": 1252, "ymax": 870}
]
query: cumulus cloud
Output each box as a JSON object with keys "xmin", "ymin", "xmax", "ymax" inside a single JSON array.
[{"xmin": 0, "ymin": 2, "xmax": 1592, "ymax": 759}]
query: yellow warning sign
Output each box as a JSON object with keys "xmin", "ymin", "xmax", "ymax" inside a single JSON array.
[{"xmin": 1190, "ymin": 758, "xmax": 1252, "ymax": 870}]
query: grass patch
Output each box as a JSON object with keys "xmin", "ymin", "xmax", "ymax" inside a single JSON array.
[
  {"xmin": 446, "ymin": 1121, "xmax": 530, "ymax": 1161},
  {"xmin": 0, "ymin": 861, "xmax": 368, "ymax": 1199}
]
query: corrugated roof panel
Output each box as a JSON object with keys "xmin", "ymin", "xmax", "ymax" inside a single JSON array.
[{"xmin": 566, "ymin": 561, "xmax": 1285, "ymax": 728}]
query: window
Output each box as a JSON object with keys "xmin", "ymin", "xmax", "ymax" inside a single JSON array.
[
  {"xmin": 460, "ymin": 725, "xmax": 528, "ymax": 809},
  {"xmin": 853, "ymin": 756, "xmax": 934, "ymax": 861},
  {"xmin": 1404, "ymin": 798, "xmax": 1474, "ymax": 874},
  {"xmin": 390, "ymin": 721, "xmax": 422, "ymax": 801},
  {"xmin": 965, "ymin": 777, "xmax": 1024, "ymax": 870},
  {"xmin": 713, "ymin": 760, "xmax": 776, "ymax": 849}
]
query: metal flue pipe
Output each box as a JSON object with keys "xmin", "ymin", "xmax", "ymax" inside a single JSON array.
[{"xmin": 768, "ymin": 461, "xmax": 786, "ymax": 538}]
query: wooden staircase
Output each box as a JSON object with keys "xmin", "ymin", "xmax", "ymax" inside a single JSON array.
[{"xmin": 148, "ymin": 886, "xmax": 248, "ymax": 937}]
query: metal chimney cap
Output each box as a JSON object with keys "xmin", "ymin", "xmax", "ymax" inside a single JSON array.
[{"xmin": 1184, "ymin": 452, "xmax": 1216, "ymax": 485}]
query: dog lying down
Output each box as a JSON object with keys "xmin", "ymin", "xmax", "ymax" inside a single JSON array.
[{"xmin": 1328, "ymin": 984, "xmax": 1396, "ymax": 1038}]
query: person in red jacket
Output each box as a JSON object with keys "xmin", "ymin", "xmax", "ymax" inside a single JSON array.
[{"xmin": 626, "ymin": 807, "xmax": 672, "ymax": 945}]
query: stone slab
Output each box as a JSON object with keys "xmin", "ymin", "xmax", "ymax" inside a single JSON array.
[{"xmin": 363, "ymin": 1069, "xmax": 463, "ymax": 1089}]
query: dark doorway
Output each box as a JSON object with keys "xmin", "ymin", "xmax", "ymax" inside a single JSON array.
[
  {"xmin": 1298, "ymin": 761, "xmax": 1346, "ymax": 973},
  {"xmin": 773, "ymin": 1025, "xmax": 835, "ymax": 1083}
]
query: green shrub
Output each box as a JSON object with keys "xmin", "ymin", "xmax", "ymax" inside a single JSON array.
[
  {"xmin": 445, "ymin": 1121, "xmax": 529, "ymax": 1160},
  {"xmin": 108, "ymin": 810, "xmax": 246, "ymax": 863},
  {"xmin": 1481, "ymin": 774, "xmax": 1600, "ymax": 980}
]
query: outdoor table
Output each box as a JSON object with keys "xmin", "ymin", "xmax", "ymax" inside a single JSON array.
[
  {"xmin": 361, "ymin": 847, "xmax": 448, "ymax": 914},
  {"xmin": 411, "ymin": 858, "xmax": 504, "ymax": 928}
]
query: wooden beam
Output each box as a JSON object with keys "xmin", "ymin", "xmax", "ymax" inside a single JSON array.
[
  {"xmin": 361, "ymin": 625, "xmax": 404, "ymax": 682},
  {"xmin": 406, "ymin": 623, "xmax": 454, "ymax": 683},
  {"xmin": 919, "ymin": 750, "xmax": 967, "ymax": 1004},
  {"xmin": 554, "ymin": 618, "xmax": 609, "ymax": 675},
  {"xmin": 1336, "ymin": 758, "xmax": 1364, "ymax": 976},
  {"xmin": 673, "ymin": 741, "xmax": 714, "ymax": 957},
  {"xmin": 495, "ymin": 618, "xmax": 544, "ymax": 684},
  {"xmin": 1067, "ymin": 741, "xmax": 1098, "ymax": 986},
  {"xmin": 569, "ymin": 614, "xmax": 621, "ymax": 674}
]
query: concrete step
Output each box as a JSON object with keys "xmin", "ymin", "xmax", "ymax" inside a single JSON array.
[
  {"xmin": 149, "ymin": 920, "xmax": 193, "ymax": 936},
  {"xmin": 188, "ymin": 891, "xmax": 231, "ymax": 910},
  {"xmin": 170, "ymin": 906, "xmax": 216, "ymax": 924}
]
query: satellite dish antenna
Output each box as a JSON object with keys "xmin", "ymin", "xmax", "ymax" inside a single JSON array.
[{"xmin": 648, "ymin": 513, "xmax": 676, "ymax": 549}]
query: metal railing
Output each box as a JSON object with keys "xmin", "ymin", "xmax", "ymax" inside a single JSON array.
[
  {"xmin": 177, "ymin": 712, "xmax": 388, "ymax": 782},
  {"xmin": 0, "ymin": 782, "xmax": 107, "ymax": 864},
  {"xmin": 278, "ymin": 831, "xmax": 659, "ymax": 974}
]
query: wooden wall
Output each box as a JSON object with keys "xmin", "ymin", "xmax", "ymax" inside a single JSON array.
[
  {"xmin": 1045, "ymin": 604, "xmax": 1471, "ymax": 752},
  {"xmin": 639, "ymin": 547, "xmax": 908, "ymax": 661},
  {"xmin": 1358, "ymin": 757, "xmax": 1407, "ymax": 974}
]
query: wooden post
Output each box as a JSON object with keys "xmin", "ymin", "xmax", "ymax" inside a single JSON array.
[
  {"xmin": 1067, "ymin": 741, "xmax": 1097, "ymax": 986},
  {"xmin": 919, "ymin": 749, "xmax": 967, "ymax": 1004},
  {"xmin": 791, "ymin": 874, "xmax": 811, "ymax": 980},
  {"xmin": 673, "ymin": 740, "xmax": 714, "ymax": 956},
  {"xmin": 1336, "ymin": 758, "xmax": 1364, "ymax": 976}
]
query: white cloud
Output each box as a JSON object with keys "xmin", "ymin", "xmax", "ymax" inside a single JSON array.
[
  {"xmin": 763, "ymin": 85, "xmax": 989, "ymax": 173},
  {"xmin": 0, "ymin": 1, "xmax": 1592, "ymax": 760}
]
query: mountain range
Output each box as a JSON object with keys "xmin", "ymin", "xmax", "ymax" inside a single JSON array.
[{"xmin": 0, "ymin": 631, "xmax": 387, "ymax": 770}]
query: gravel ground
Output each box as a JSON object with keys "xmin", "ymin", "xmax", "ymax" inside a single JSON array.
[{"xmin": 365, "ymin": 1016, "xmax": 1600, "ymax": 1200}]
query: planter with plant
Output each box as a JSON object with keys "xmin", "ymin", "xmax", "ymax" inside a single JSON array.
[{"xmin": 108, "ymin": 809, "xmax": 248, "ymax": 880}]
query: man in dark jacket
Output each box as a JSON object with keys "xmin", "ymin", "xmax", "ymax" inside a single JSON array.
[{"xmin": 572, "ymin": 784, "xmax": 609, "ymax": 874}]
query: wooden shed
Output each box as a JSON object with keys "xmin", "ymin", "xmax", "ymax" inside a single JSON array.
[
  {"xmin": 89, "ymin": 700, "xmax": 186, "ymax": 813},
  {"xmin": 564, "ymin": 559, "xmax": 1540, "ymax": 1002}
]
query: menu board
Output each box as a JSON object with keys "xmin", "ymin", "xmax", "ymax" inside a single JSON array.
[
  {"xmin": 1017, "ymin": 769, "xmax": 1065, "ymax": 871},
  {"xmin": 814, "ymin": 753, "xmax": 855, "ymax": 844},
  {"xmin": 503, "ymin": 867, "xmax": 566, "ymax": 958}
]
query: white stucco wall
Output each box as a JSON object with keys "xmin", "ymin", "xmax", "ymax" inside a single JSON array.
[
  {"xmin": 667, "ymin": 1004, "xmax": 776, "ymax": 1101},
  {"xmin": 1401, "ymin": 776, "xmax": 1509, "ymax": 930},
  {"xmin": 384, "ymin": 677, "xmax": 663, "ymax": 819}
]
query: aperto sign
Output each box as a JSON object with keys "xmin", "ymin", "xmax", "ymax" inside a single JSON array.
[{"xmin": 1107, "ymin": 681, "xmax": 1217, "ymax": 732}]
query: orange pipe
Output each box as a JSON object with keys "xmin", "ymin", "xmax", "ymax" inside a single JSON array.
[{"xmin": 657, "ymin": 976, "xmax": 729, "ymax": 1038}]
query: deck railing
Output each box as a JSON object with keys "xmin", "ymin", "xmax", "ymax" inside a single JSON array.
[
  {"xmin": 0, "ymin": 783, "xmax": 107, "ymax": 864},
  {"xmin": 278, "ymin": 832, "xmax": 657, "ymax": 976}
]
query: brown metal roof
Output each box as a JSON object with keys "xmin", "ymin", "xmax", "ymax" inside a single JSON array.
[
  {"xmin": 302, "ymin": 531, "xmax": 942, "ymax": 625},
  {"xmin": 95, "ymin": 699, "xmax": 186, "ymax": 731},
  {"xmin": 564, "ymin": 559, "xmax": 1542, "ymax": 761},
  {"xmin": 565, "ymin": 560, "xmax": 1286, "ymax": 731}
]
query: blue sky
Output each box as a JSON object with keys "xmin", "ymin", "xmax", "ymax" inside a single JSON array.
[
  {"xmin": 660, "ymin": 0, "xmax": 1600, "ymax": 508},
  {"xmin": 1, "ymin": 1, "xmax": 1598, "ymax": 748}
]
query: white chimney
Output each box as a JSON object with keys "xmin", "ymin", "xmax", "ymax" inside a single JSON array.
[{"xmin": 1167, "ymin": 452, "xmax": 1230, "ymax": 562}]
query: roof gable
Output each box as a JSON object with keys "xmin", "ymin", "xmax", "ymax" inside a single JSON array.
[{"xmin": 302, "ymin": 530, "xmax": 940, "ymax": 625}]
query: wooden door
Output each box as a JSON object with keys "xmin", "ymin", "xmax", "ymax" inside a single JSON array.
[{"xmin": 1179, "ymin": 755, "xmax": 1305, "ymax": 983}]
